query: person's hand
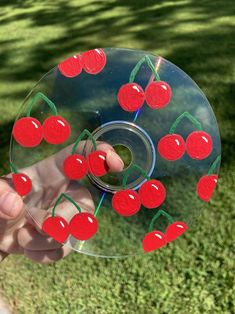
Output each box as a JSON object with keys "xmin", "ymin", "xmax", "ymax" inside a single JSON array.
[{"xmin": 0, "ymin": 142, "xmax": 124, "ymax": 263}]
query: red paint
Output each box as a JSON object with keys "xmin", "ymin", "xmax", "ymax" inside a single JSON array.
[
  {"xmin": 165, "ymin": 221, "xmax": 188, "ymax": 243},
  {"xmin": 12, "ymin": 173, "xmax": 32, "ymax": 196},
  {"xmin": 145, "ymin": 81, "xmax": 172, "ymax": 109},
  {"xmin": 88, "ymin": 150, "xmax": 108, "ymax": 177},
  {"xmin": 43, "ymin": 116, "xmax": 71, "ymax": 145},
  {"xmin": 81, "ymin": 49, "xmax": 106, "ymax": 74},
  {"xmin": 63, "ymin": 154, "xmax": 88, "ymax": 180},
  {"xmin": 158, "ymin": 134, "xmax": 185, "ymax": 161},
  {"xmin": 69, "ymin": 212, "xmax": 98, "ymax": 240},
  {"xmin": 42, "ymin": 216, "xmax": 70, "ymax": 243},
  {"xmin": 58, "ymin": 55, "xmax": 82, "ymax": 78},
  {"xmin": 197, "ymin": 174, "xmax": 218, "ymax": 202},
  {"xmin": 112, "ymin": 189, "xmax": 141, "ymax": 216},
  {"xmin": 139, "ymin": 179, "xmax": 166, "ymax": 209},
  {"xmin": 142, "ymin": 231, "xmax": 166, "ymax": 252},
  {"xmin": 117, "ymin": 83, "xmax": 145, "ymax": 112},
  {"xmin": 186, "ymin": 131, "xmax": 213, "ymax": 160},
  {"xmin": 12, "ymin": 117, "xmax": 43, "ymax": 147}
]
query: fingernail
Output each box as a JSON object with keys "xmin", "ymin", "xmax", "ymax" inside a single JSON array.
[
  {"xmin": 108, "ymin": 151, "xmax": 124, "ymax": 169},
  {"xmin": 0, "ymin": 191, "xmax": 20, "ymax": 217}
]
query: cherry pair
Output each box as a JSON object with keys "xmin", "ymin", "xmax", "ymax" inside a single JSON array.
[
  {"xmin": 117, "ymin": 81, "xmax": 172, "ymax": 112},
  {"xmin": 112, "ymin": 165, "xmax": 166, "ymax": 217},
  {"xmin": 63, "ymin": 150, "xmax": 108, "ymax": 179},
  {"xmin": 42, "ymin": 194, "xmax": 98, "ymax": 243},
  {"xmin": 117, "ymin": 55, "xmax": 172, "ymax": 112},
  {"xmin": 142, "ymin": 221, "xmax": 188, "ymax": 252},
  {"xmin": 157, "ymin": 112, "xmax": 213, "ymax": 161},
  {"xmin": 12, "ymin": 92, "xmax": 71, "ymax": 148},
  {"xmin": 158, "ymin": 130, "xmax": 213, "ymax": 161},
  {"xmin": 63, "ymin": 129, "xmax": 109, "ymax": 180},
  {"xmin": 58, "ymin": 48, "xmax": 106, "ymax": 77}
]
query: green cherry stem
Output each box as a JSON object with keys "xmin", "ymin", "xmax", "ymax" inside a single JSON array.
[
  {"xmin": 145, "ymin": 55, "xmax": 161, "ymax": 82},
  {"xmin": 169, "ymin": 111, "xmax": 203, "ymax": 134},
  {"xmin": 129, "ymin": 55, "xmax": 160, "ymax": 83},
  {"xmin": 10, "ymin": 161, "xmax": 18, "ymax": 174},
  {"xmin": 94, "ymin": 192, "xmax": 106, "ymax": 217},
  {"xmin": 148, "ymin": 209, "xmax": 174, "ymax": 233},
  {"xmin": 51, "ymin": 193, "xmax": 81, "ymax": 218},
  {"xmin": 26, "ymin": 92, "xmax": 58, "ymax": 117},
  {"xmin": 122, "ymin": 164, "xmax": 150, "ymax": 189},
  {"xmin": 71, "ymin": 129, "xmax": 97, "ymax": 155},
  {"xmin": 129, "ymin": 56, "xmax": 146, "ymax": 83},
  {"xmin": 208, "ymin": 155, "xmax": 221, "ymax": 175}
]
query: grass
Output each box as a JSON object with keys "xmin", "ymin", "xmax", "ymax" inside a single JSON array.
[{"xmin": 0, "ymin": 0, "xmax": 235, "ymax": 313}]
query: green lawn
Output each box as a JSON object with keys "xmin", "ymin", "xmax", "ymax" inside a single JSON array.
[{"xmin": 0, "ymin": 0, "xmax": 235, "ymax": 313}]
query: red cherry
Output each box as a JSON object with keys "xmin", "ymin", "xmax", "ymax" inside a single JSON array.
[
  {"xmin": 117, "ymin": 83, "xmax": 145, "ymax": 112},
  {"xmin": 43, "ymin": 116, "xmax": 71, "ymax": 145},
  {"xmin": 197, "ymin": 174, "xmax": 218, "ymax": 202},
  {"xmin": 142, "ymin": 231, "xmax": 166, "ymax": 252},
  {"xmin": 12, "ymin": 173, "xmax": 32, "ymax": 196},
  {"xmin": 63, "ymin": 154, "xmax": 88, "ymax": 180},
  {"xmin": 69, "ymin": 212, "xmax": 98, "ymax": 241},
  {"xmin": 112, "ymin": 189, "xmax": 141, "ymax": 216},
  {"xmin": 88, "ymin": 150, "xmax": 108, "ymax": 177},
  {"xmin": 186, "ymin": 131, "xmax": 213, "ymax": 160},
  {"xmin": 139, "ymin": 179, "xmax": 166, "ymax": 209},
  {"xmin": 81, "ymin": 49, "xmax": 106, "ymax": 74},
  {"xmin": 157, "ymin": 134, "xmax": 185, "ymax": 161},
  {"xmin": 165, "ymin": 221, "xmax": 188, "ymax": 243},
  {"xmin": 145, "ymin": 81, "xmax": 172, "ymax": 109},
  {"xmin": 12, "ymin": 117, "xmax": 43, "ymax": 147},
  {"xmin": 58, "ymin": 55, "xmax": 82, "ymax": 78},
  {"xmin": 42, "ymin": 216, "xmax": 70, "ymax": 243}
]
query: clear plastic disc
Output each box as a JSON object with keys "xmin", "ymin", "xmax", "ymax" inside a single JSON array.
[{"xmin": 10, "ymin": 48, "xmax": 221, "ymax": 257}]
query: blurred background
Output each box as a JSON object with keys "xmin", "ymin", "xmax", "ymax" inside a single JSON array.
[{"xmin": 0, "ymin": 0, "xmax": 234, "ymax": 313}]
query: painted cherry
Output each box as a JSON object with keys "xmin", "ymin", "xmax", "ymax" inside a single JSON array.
[
  {"xmin": 12, "ymin": 117, "xmax": 43, "ymax": 147},
  {"xmin": 63, "ymin": 154, "xmax": 88, "ymax": 180},
  {"xmin": 142, "ymin": 231, "xmax": 166, "ymax": 252},
  {"xmin": 165, "ymin": 221, "xmax": 188, "ymax": 243},
  {"xmin": 81, "ymin": 49, "xmax": 106, "ymax": 74},
  {"xmin": 69, "ymin": 212, "xmax": 98, "ymax": 241},
  {"xmin": 12, "ymin": 173, "xmax": 32, "ymax": 196},
  {"xmin": 42, "ymin": 216, "xmax": 70, "ymax": 243},
  {"xmin": 58, "ymin": 55, "xmax": 82, "ymax": 78},
  {"xmin": 112, "ymin": 189, "xmax": 141, "ymax": 216},
  {"xmin": 117, "ymin": 83, "xmax": 145, "ymax": 112},
  {"xmin": 197, "ymin": 174, "xmax": 218, "ymax": 202},
  {"xmin": 145, "ymin": 81, "xmax": 172, "ymax": 109},
  {"xmin": 139, "ymin": 179, "xmax": 166, "ymax": 209},
  {"xmin": 186, "ymin": 131, "xmax": 213, "ymax": 160},
  {"xmin": 43, "ymin": 116, "xmax": 71, "ymax": 145},
  {"xmin": 158, "ymin": 134, "xmax": 186, "ymax": 161},
  {"xmin": 88, "ymin": 150, "xmax": 108, "ymax": 177}
]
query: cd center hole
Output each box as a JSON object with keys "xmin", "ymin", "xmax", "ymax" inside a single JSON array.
[{"xmin": 113, "ymin": 144, "xmax": 132, "ymax": 169}]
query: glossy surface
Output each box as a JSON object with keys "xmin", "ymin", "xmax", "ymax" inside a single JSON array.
[{"xmin": 112, "ymin": 189, "xmax": 141, "ymax": 216}]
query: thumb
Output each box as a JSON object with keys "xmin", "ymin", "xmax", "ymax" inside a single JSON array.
[{"xmin": 0, "ymin": 177, "xmax": 24, "ymax": 220}]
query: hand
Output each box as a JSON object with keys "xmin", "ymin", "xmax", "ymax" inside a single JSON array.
[{"xmin": 0, "ymin": 142, "xmax": 124, "ymax": 263}]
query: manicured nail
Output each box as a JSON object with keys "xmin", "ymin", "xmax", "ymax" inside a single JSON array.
[{"xmin": 0, "ymin": 191, "xmax": 21, "ymax": 217}]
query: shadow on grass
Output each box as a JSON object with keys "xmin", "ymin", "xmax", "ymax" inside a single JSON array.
[{"xmin": 0, "ymin": 0, "xmax": 234, "ymax": 172}]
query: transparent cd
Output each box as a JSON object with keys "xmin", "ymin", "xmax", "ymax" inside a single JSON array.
[{"xmin": 10, "ymin": 48, "xmax": 221, "ymax": 257}]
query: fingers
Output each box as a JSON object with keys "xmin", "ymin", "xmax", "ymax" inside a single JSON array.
[
  {"xmin": 17, "ymin": 224, "xmax": 62, "ymax": 251},
  {"xmin": 0, "ymin": 178, "xmax": 24, "ymax": 220},
  {"xmin": 23, "ymin": 245, "xmax": 71, "ymax": 264},
  {"xmin": 96, "ymin": 142, "xmax": 124, "ymax": 172},
  {"xmin": 18, "ymin": 183, "xmax": 95, "ymax": 254}
]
